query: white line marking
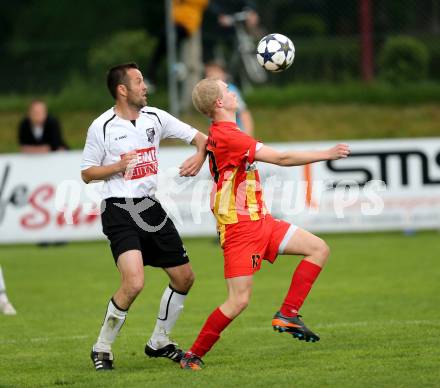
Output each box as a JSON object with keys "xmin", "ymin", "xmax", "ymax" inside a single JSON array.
[
  {"xmin": 0, "ymin": 320, "xmax": 438, "ymax": 345},
  {"xmin": 0, "ymin": 334, "xmax": 90, "ymax": 345}
]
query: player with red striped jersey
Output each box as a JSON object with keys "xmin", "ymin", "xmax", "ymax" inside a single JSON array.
[{"xmin": 180, "ymin": 78, "xmax": 350, "ymax": 370}]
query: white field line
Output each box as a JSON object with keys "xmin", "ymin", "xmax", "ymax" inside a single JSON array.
[
  {"xmin": 0, "ymin": 320, "xmax": 439, "ymax": 345},
  {"xmin": 0, "ymin": 334, "xmax": 90, "ymax": 345}
]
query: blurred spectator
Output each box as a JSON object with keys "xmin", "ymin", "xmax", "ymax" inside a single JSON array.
[
  {"xmin": 18, "ymin": 100, "xmax": 68, "ymax": 153},
  {"xmin": 0, "ymin": 266, "xmax": 16, "ymax": 315},
  {"xmin": 146, "ymin": 0, "xmax": 208, "ymax": 89},
  {"xmin": 202, "ymin": 0, "xmax": 261, "ymax": 63},
  {"xmin": 205, "ymin": 61, "xmax": 254, "ymax": 136}
]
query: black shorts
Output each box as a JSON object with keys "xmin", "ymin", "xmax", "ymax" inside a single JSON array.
[{"xmin": 101, "ymin": 197, "xmax": 189, "ymax": 268}]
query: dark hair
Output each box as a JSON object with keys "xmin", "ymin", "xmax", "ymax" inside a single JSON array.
[{"xmin": 107, "ymin": 62, "xmax": 139, "ymax": 99}]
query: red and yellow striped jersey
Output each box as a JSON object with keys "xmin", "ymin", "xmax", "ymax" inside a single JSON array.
[{"xmin": 207, "ymin": 121, "xmax": 267, "ymax": 225}]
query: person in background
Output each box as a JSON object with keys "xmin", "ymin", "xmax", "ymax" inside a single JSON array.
[
  {"xmin": 205, "ymin": 61, "xmax": 254, "ymax": 136},
  {"xmin": 0, "ymin": 266, "xmax": 16, "ymax": 315},
  {"xmin": 202, "ymin": 0, "xmax": 261, "ymax": 64},
  {"xmin": 18, "ymin": 100, "xmax": 68, "ymax": 153},
  {"xmin": 145, "ymin": 0, "xmax": 208, "ymax": 89}
]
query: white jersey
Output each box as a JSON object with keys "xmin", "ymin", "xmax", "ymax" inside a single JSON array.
[{"xmin": 81, "ymin": 106, "xmax": 197, "ymax": 199}]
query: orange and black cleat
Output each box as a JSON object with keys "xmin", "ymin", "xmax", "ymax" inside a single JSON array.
[
  {"xmin": 180, "ymin": 351, "xmax": 205, "ymax": 370},
  {"xmin": 272, "ymin": 311, "xmax": 320, "ymax": 342}
]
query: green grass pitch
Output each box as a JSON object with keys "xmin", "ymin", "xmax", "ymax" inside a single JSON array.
[{"xmin": 1, "ymin": 232, "xmax": 439, "ymax": 387}]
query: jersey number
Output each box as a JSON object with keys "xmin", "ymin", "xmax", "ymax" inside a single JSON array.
[{"xmin": 207, "ymin": 150, "xmax": 219, "ymax": 183}]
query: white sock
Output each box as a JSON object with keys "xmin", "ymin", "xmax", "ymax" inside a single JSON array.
[
  {"xmin": 0, "ymin": 266, "xmax": 10, "ymax": 305},
  {"xmin": 0, "ymin": 292, "xmax": 8, "ymax": 305},
  {"xmin": 93, "ymin": 298, "xmax": 127, "ymax": 353},
  {"xmin": 148, "ymin": 285, "xmax": 187, "ymax": 349},
  {"xmin": 0, "ymin": 266, "xmax": 6, "ymax": 293}
]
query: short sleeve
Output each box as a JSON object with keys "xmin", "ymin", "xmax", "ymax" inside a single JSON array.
[
  {"xmin": 158, "ymin": 109, "xmax": 198, "ymax": 143},
  {"xmin": 228, "ymin": 130, "xmax": 258, "ymax": 165},
  {"xmin": 81, "ymin": 122, "xmax": 105, "ymax": 170}
]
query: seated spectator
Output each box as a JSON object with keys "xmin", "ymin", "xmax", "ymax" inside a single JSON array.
[{"xmin": 18, "ymin": 100, "xmax": 68, "ymax": 153}]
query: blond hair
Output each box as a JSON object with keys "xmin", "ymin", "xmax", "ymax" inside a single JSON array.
[{"xmin": 192, "ymin": 78, "xmax": 222, "ymax": 118}]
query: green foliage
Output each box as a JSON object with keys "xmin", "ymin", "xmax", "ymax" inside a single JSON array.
[
  {"xmin": 0, "ymin": 1, "xmax": 163, "ymax": 93},
  {"xmin": 420, "ymin": 37, "xmax": 440, "ymax": 80},
  {"xmin": 1, "ymin": 81, "xmax": 440, "ymax": 114},
  {"xmin": 1, "ymin": 233, "xmax": 440, "ymax": 386},
  {"xmin": 271, "ymin": 38, "xmax": 360, "ymax": 83},
  {"xmin": 379, "ymin": 36, "xmax": 430, "ymax": 84},
  {"xmin": 270, "ymin": 36, "xmax": 439, "ymax": 83},
  {"xmin": 1, "ymin": 101, "xmax": 439, "ymax": 153},
  {"xmin": 246, "ymin": 82, "xmax": 440, "ymax": 106},
  {"xmin": 88, "ymin": 30, "xmax": 157, "ymax": 80},
  {"xmin": 283, "ymin": 14, "xmax": 327, "ymax": 37}
]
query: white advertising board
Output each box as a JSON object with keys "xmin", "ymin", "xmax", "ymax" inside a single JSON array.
[{"xmin": 0, "ymin": 137, "xmax": 439, "ymax": 244}]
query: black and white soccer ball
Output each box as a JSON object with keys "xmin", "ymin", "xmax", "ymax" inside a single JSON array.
[{"xmin": 256, "ymin": 33, "xmax": 295, "ymax": 72}]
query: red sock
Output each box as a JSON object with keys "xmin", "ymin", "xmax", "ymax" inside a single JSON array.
[
  {"xmin": 280, "ymin": 260, "xmax": 322, "ymax": 317},
  {"xmin": 190, "ymin": 307, "xmax": 233, "ymax": 357}
]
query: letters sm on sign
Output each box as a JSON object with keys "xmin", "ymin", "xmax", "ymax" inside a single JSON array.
[{"xmin": 261, "ymin": 138, "xmax": 440, "ymax": 232}]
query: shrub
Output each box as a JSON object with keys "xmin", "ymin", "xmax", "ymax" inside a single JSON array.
[
  {"xmin": 283, "ymin": 14, "xmax": 327, "ymax": 37},
  {"xmin": 268, "ymin": 37, "xmax": 360, "ymax": 84},
  {"xmin": 88, "ymin": 30, "xmax": 157, "ymax": 79},
  {"xmin": 378, "ymin": 36, "xmax": 429, "ymax": 84}
]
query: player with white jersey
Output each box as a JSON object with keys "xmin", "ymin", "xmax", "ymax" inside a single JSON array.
[{"xmin": 81, "ymin": 63, "xmax": 207, "ymax": 371}]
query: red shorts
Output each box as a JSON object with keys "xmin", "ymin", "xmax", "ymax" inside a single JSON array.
[{"xmin": 218, "ymin": 215, "xmax": 297, "ymax": 279}]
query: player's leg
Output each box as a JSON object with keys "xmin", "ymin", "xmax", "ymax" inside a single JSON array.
[
  {"xmin": 0, "ymin": 266, "xmax": 17, "ymax": 315},
  {"xmin": 144, "ymin": 207, "xmax": 194, "ymax": 362},
  {"xmin": 280, "ymin": 228, "xmax": 329, "ymax": 314},
  {"xmin": 220, "ymin": 274, "xmax": 254, "ymax": 318},
  {"xmin": 273, "ymin": 227, "xmax": 330, "ymax": 342},
  {"xmin": 145, "ymin": 263, "xmax": 195, "ymax": 362},
  {"xmin": 113, "ymin": 249, "xmax": 145, "ymax": 309},
  {"xmin": 91, "ymin": 250, "xmax": 144, "ymax": 371},
  {"xmin": 181, "ymin": 275, "xmax": 253, "ymax": 370}
]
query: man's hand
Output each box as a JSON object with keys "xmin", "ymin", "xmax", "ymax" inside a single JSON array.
[
  {"xmin": 119, "ymin": 151, "xmax": 138, "ymax": 180},
  {"xmin": 179, "ymin": 131, "xmax": 208, "ymax": 177},
  {"xmin": 118, "ymin": 151, "xmax": 138, "ymax": 173},
  {"xmin": 327, "ymin": 144, "xmax": 350, "ymax": 160},
  {"xmin": 81, "ymin": 151, "xmax": 139, "ymax": 184},
  {"xmin": 179, "ymin": 153, "xmax": 205, "ymax": 177}
]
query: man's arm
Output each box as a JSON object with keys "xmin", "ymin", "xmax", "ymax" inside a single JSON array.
[
  {"xmin": 81, "ymin": 151, "xmax": 137, "ymax": 183},
  {"xmin": 255, "ymin": 143, "xmax": 350, "ymax": 166},
  {"xmin": 179, "ymin": 132, "xmax": 208, "ymax": 177},
  {"xmin": 20, "ymin": 145, "xmax": 51, "ymax": 154}
]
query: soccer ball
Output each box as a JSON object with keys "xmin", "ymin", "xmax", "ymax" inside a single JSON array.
[{"xmin": 256, "ymin": 33, "xmax": 295, "ymax": 72}]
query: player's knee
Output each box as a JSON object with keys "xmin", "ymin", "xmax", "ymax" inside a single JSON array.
[
  {"xmin": 173, "ymin": 270, "xmax": 195, "ymax": 293},
  {"xmin": 234, "ymin": 294, "xmax": 250, "ymax": 313},
  {"xmin": 315, "ymin": 239, "xmax": 330, "ymax": 264},
  {"xmin": 125, "ymin": 277, "xmax": 144, "ymax": 297},
  {"xmin": 184, "ymin": 270, "xmax": 195, "ymax": 290}
]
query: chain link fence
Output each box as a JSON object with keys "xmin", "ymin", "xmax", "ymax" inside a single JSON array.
[
  {"xmin": 205, "ymin": 0, "xmax": 440, "ymax": 87},
  {"xmin": 0, "ymin": 0, "xmax": 439, "ymax": 94}
]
